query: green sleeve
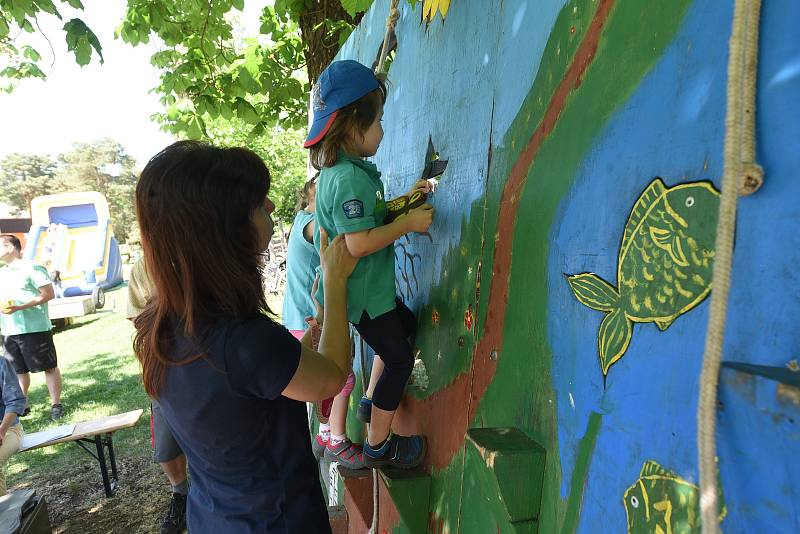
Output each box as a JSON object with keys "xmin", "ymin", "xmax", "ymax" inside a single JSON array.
[
  {"xmin": 331, "ymin": 166, "xmax": 380, "ymax": 234},
  {"xmin": 30, "ymin": 264, "xmax": 52, "ymax": 288}
]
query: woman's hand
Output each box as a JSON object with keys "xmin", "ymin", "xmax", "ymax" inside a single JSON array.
[{"xmin": 319, "ymin": 228, "xmax": 358, "ymax": 282}]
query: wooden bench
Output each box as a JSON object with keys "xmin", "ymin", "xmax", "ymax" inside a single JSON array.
[{"xmin": 19, "ymin": 409, "xmax": 144, "ymax": 497}]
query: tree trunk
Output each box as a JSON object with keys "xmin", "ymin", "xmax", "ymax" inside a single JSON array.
[{"xmin": 298, "ymin": 1, "xmax": 363, "ymax": 84}]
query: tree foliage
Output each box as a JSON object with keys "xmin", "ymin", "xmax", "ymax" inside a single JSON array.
[
  {"xmin": 57, "ymin": 138, "xmax": 138, "ymax": 242},
  {"xmin": 0, "ymin": 1, "xmax": 429, "ymax": 135},
  {"xmin": 0, "ymin": 139, "xmax": 138, "ymax": 242},
  {"xmin": 0, "ymin": 0, "xmax": 103, "ymax": 92},
  {"xmin": 205, "ymin": 116, "xmax": 308, "ymax": 224},
  {"xmin": 0, "ymin": 152, "xmax": 59, "ymax": 213}
]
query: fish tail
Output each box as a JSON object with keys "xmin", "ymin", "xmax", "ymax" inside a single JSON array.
[
  {"xmin": 598, "ymin": 307, "xmax": 633, "ymax": 375},
  {"xmin": 566, "ymin": 273, "xmax": 620, "ymax": 312}
]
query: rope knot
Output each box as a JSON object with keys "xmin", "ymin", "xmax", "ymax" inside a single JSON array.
[{"xmin": 738, "ymin": 162, "xmax": 764, "ymax": 196}]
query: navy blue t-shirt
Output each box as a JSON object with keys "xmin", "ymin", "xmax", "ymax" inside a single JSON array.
[{"xmin": 154, "ymin": 315, "xmax": 330, "ymax": 533}]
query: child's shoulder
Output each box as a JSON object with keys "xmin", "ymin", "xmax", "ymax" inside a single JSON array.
[{"xmin": 321, "ymin": 158, "xmax": 372, "ymax": 184}]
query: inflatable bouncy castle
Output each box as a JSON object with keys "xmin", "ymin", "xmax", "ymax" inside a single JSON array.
[{"xmin": 24, "ymin": 192, "xmax": 123, "ymax": 297}]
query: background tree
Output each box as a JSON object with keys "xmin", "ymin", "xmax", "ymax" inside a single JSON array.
[
  {"xmin": 0, "ymin": 152, "xmax": 60, "ymax": 213},
  {"xmin": 1, "ymin": 1, "xmax": 397, "ymax": 134},
  {"xmin": 205, "ymin": 116, "xmax": 308, "ymax": 224},
  {"xmin": 57, "ymin": 138, "xmax": 138, "ymax": 242}
]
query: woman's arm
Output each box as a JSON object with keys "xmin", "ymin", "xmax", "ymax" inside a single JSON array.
[{"xmin": 281, "ymin": 233, "xmax": 357, "ymax": 401}]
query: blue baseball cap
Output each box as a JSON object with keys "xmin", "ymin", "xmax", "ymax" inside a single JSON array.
[{"xmin": 304, "ymin": 60, "xmax": 380, "ymax": 148}]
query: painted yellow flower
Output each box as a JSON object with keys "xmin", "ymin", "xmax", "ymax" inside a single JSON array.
[{"xmin": 422, "ymin": 0, "xmax": 451, "ymax": 23}]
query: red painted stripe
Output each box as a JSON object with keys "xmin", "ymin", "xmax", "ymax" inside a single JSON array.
[{"xmin": 391, "ymin": 0, "xmax": 617, "ymax": 471}]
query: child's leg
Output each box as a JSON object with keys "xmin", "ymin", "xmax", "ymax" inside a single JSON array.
[
  {"xmin": 365, "ymin": 355, "xmax": 384, "ymax": 399},
  {"xmin": 329, "ymin": 372, "xmax": 356, "ymax": 437},
  {"xmin": 354, "ymin": 301, "xmax": 417, "ymax": 446},
  {"xmin": 324, "ymin": 372, "xmax": 367, "ymax": 469}
]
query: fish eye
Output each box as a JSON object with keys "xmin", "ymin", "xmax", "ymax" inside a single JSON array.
[
  {"xmin": 685, "ymin": 196, "xmax": 695, "ymax": 207},
  {"xmin": 630, "ymin": 496, "xmax": 639, "ymax": 508}
]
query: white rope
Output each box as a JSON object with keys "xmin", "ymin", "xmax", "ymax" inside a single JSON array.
[
  {"xmin": 375, "ymin": 0, "xmax": 400, "ymax": 76},
  {"xmin": 697, "ymin": 0, "xmax": 762, "ymax": 531}
]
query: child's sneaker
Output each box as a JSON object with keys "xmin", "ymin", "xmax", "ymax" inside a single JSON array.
[
  {"xmin": 356, "ymin": 396, "xmax": 372, "ymax": 423},
  {"xmin": 311, "ymin": 433, "xmax": 329, "ymax": 461},
  {"xmin": 324, "ymin": 438, "xmax": 367, "ymax": 469},
  {"xmin": 363, "ymin": 433, "xmax": 427, "ymax": 470}
]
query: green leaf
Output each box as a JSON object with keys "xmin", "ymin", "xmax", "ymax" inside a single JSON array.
[
  {"xmin": 235, "ymin": 98, "xmax": 260, "ymax": 125},
  {"xmin": 65, "ymin": 0, "xmax": 84, "ymax": 9},
  {"xmin": 0, "ymin": 17, "xmax": 9, "ymax": 38},
  {"xmin": 22, "ymin": 46, "xmax": 41, "ymax": 61},
  {"xmin": 21, "ymin": 19, "xmax": 35, "ymax": 33},
  {"xmin": 339, "ymin": 0, "xmax": 374, "ymax": 17},
  {"xmin": 63, "ymin": 18, "xmax": 103, "ymax": 65},
  {"xmin": 186, "ymin": 116, "xmax": 204, "ymax": 139},
  {"xmin": 232, "ymin": 0, "xmax": 244, "ymax": 10}
]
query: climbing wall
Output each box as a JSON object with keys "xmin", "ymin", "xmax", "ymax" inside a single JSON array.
[{"xmin": 335, "ymin": 0, "xmax": 800, "ymax": 532}]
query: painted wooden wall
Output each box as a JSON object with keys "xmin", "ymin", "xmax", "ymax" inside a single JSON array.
[{"xmin": 335, "ymin": 0, "xmax": 800, "ymax": 532}]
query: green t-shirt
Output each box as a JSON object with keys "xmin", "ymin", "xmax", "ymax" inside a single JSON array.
[
  {"xmin": 0, "ymin": 260, "xmax": 53, "ymax": 335},
  {"xmin": 314, "ymin": 153, "xmax": 396, "ymax": 323}
]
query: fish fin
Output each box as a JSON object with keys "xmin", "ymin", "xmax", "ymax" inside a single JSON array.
[
  {"xmin": 622, "ymin": 178, "xmax": 667, "ymax": 253},
  {"xmin": 655, "ymin": 318, "xmax": 675, "ymax": 331},
  {"xmin": 649, "ymin": 226, "xmax": 689, "ymax": 267},
  {"xmin": 640, "ymin": 460, "xmax": 677, "ymax": 478},
  {"xmin": 566, "ymin": 273, "xmax": 619, "ymax": 312},
  {"xmin": 598, "ymin": 307, "xmax": 633, "ymax": 375}
]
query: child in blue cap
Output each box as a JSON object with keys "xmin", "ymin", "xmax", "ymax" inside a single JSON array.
[{"xmin": 305, "ymin": 59, "xmax": 433, "ymax": 469}]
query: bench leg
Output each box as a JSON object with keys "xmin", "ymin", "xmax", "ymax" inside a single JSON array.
[
  {"xmin": 93, "ymin": 435, "xmax": 118, "ymax": 497},
  {"xmin": 105, "ymin": 433, "xmax": 119, "ymax": 483}
]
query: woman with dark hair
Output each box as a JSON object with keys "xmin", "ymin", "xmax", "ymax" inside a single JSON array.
[{"xmin": 133, "ymin": 140, "xmax": 357, "ymax": 533}]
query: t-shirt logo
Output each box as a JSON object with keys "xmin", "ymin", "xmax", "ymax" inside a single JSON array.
[{"xmin": 342, "ymin": 199, "xmax": 364, "ymax": 219}]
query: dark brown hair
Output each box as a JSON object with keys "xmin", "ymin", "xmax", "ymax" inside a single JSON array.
[
  {"xmin": 133, "ymin": 140, "xmax": 271, "ymax": 398},
  {"xmin": 294, "ymin": 173, "xmax": 319, "ymax": 212},
  {"xmin": 309, "ymin": 81, "xmax": 387, "ymax": 170},
  {"xmin": 0, "ymin": 234, "xmax": 21, "ymax": 252}
]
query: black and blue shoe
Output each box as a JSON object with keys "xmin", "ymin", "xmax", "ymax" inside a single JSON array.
[
  {"xmin": 363, "ymin": 433, "xmax": 427, "ymax": 469},
  {"xmin": 356, "ymin": 396, "xmax": 372, "ymax": 423}
]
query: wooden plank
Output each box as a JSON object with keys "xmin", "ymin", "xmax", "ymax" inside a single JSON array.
[{"xmin": 19, "ymin": 409, "xmax": 144, "ymax": 452}]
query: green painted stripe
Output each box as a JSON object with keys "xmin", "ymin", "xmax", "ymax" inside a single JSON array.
[{"xmin": 560, "ymin": 411, "xmax": 603, "ymax": 534}]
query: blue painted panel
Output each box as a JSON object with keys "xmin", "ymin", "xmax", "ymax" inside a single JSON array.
[{"xmin": 545, "ymin": 0, "xmax": 800, "ymax": 531}]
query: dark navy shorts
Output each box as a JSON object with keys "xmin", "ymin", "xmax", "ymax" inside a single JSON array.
[
  {"xmin": 3, "ymin": 331, "xmax": 58, "ymax": 374},
  {"xmin": 150, "ymin": 402, "xmax": 183, "ymax": 463}
]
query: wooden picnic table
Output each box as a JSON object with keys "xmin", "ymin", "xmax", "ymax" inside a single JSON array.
[{"xmin": 19, "ymin": 409, "xmax": 144, "ymax": 497}]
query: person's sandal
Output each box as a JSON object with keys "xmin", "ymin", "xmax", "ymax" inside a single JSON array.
[{"xmin": 324, "ymin": 438, "xmax": 367, "ymax": 469}]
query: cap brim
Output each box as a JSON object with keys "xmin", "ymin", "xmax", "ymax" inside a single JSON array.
[{"xmin": 304, "ymin": 111, "xmax": 339, "ymax": 148}]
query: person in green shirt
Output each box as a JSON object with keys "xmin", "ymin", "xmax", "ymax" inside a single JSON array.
[
  {"xmin": 305, "ymin": 60, "xmax": 434, "ymax": 469},
  {"xmin": 0, "ymin": 234, "xmax": 64, "ymax": 420}
]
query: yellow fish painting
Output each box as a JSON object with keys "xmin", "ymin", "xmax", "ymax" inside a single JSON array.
[
  {"xmin": 567, "ymin": 178, "xmax": 720, "ymax": 375},
  {"xmin": 623, "ymin": 460, "xmax": 726, "ymax": 534}
]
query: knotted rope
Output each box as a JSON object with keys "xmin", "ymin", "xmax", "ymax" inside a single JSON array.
[
  {"xmin": 697, "ymin": 0, "xmax": 762, "ymax": 531},
  {"xmin": 375, "ymin": 0, "xmax": 400, "ymax": 76}
]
